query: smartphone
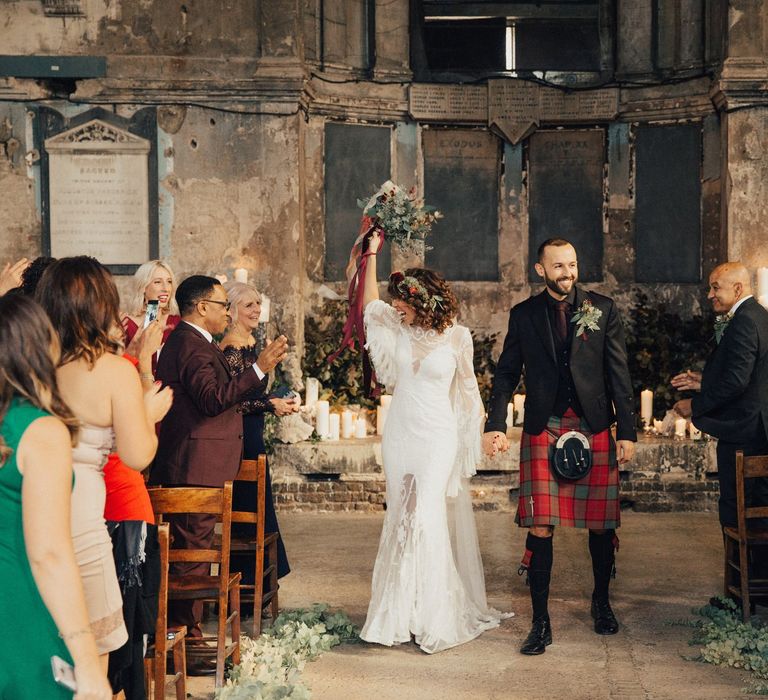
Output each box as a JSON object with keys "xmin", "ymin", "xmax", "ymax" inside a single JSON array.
[
  {"xmin": 51, "ymin": 655, "xmax": 77, "ymax": 692},
  {"xmin": 143, "ymin": 299, "xmax": 160, "ymax": 328}
]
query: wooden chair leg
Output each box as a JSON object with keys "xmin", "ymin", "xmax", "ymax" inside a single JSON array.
[
  {"xmin": 253, "ymin": 544, "xmax": 265, "ymax": 637},
  {"xmin": 215, "ymin": 591, "xmax": 227, "ymax": 688},
  {"xmin": 739, "ymin": 539, "xmax": 751, "ymax": 623},
  {"xmin": 144, "ymin": 658, "xmax": 153, "ymax": 700},
  {"xmin": 269, "ymin": 539, "xmax": 279, "ymax": 620},
  {"xmin": 173, "ymin": 635, "xmax": 186, "ymax": 700},
  {"xmin": 231, "ymin": 584, "xmax": 241, "ymax": 665},
  {"xmin": 154, "ymin": 639, "xmax": 167, "ymax": 700},
  {"xmin": 723, "ymin": 534, "xmax": 730, "ymax": 599}
]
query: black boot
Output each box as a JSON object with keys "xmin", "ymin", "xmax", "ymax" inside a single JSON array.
[
  {"xmin": 519, "ymin": 533, "xmax": 554, "ymax": 655},
  {"xmin": 589, "ymin": 530, "xmax": 619, "ymax": 635}
]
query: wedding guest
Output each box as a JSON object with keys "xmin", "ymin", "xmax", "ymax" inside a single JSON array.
[
  {"xmin": 0, "ymin": 294, "xmax": 111, "ymax": 700},
  {"xmin": 221, "ymin": 281, "xmax": 297, "ymax": 601},
  {"xmin": 672, "ymin": 262, "xmax": 768, "ymax": 531},
  {"xmin": 36, "ymin": 256, "xmax": 173, "ymax": 667},
  {"xmin": 0, "ymin": 257, "xmax": 30, "ymax": 295},
  {"xmin": 150, "ymin": 275, "xmax": 288, "ymax": 641},
  {"xmin": 121, "ymin": 260, "xmax": 181, "ymax": 363}
]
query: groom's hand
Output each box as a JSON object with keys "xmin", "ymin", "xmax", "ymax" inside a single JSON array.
[
  {"xmin": 616, "ymin": 439, "xmax": 635, "ymax": 465},
  {"xmin": 482, "ymin": 431, "xmax": 508, "ymax": 457}
]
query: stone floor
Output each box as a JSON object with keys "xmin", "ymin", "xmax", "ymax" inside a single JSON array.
[{"xmin": 185, "ymin": 510, "xmax": 763, "ymax": 699}]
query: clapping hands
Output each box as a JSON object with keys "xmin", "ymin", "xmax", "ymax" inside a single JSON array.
[{"xmin": 256, "ymin": 335, "xmax": 289, "ymax": 374}]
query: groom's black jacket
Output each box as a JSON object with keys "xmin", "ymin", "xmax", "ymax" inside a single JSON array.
[
  {"xmin": 692, "ymin": 296, "xmax": 768, "ymax": 445},
  {"xmin": 485, "ymin": 287, "xmax": 637, "ymax": 441}
]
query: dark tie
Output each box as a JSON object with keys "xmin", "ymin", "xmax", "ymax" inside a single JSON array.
[{"xmin": 554, "ymin": 301, "xmax": 569, "ymax": 343}]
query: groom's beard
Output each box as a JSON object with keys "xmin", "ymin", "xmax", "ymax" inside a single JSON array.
[{"xmin": 544, "ymin": 272, "xmax": 577, "ymax": 297}]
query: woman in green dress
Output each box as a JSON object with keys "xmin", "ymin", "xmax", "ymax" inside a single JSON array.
[{"xmin": 0, "ymin": 294, "xmax": 111, "ymax": 700}]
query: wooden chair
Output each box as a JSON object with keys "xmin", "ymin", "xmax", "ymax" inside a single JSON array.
[
  {"xmin": 144, "ymin": 523, "xmax": 187, "ymax": 700},
  {"xmin": 148, "ymin": 482, "xmax": 241, "ymax": 688},
  {"xmin": 723, "ymin": 451, "xmax": 768, "ymax": 622},
  {"xmin": 231, "ymin": 456, "xmax": 280, "ymax": 636}
]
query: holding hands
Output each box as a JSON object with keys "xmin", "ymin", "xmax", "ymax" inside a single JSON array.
[{"xmin": 482, "ymin": 431, "xmax": 509, "ymax": 457}]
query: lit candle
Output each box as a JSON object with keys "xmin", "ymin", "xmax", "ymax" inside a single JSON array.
[
  {"xmin": 505, "ymin": 402, "xmax": 515, "ymax": 429},
  {"xmin": 689, "ymin": 422, "xmax": 702, "ymax": 440},
  {"xmin": 640, "ymin": 389, "xmax": 653, "ymax": 426},
  {"xmin": 328, "ymin": 413, "xmax": 340, "ymax": 441},
  {"xmin": 234, "ymin": 267, "xmax": 248, "ymax": 284},
  {"xmin": 674, "ymin": 417, "xmax": 687, "ymax": 438},
  {"xmin": 305, "ymin": 378, "xmax": 319, "ymax": 409},
  {"xmin": 258, "ymin": 293, "xmax": 270, "ymax": 323},
  {"xmin": 341, "ymin": 410, "xmax": 354, "ymax": 439},
  {"xmin": 315, "ymin": 400, "xmax": 330, "ymax": 439},
  {"xmin": 513, "ymin": 394, "xmax": 525, "ymax": 426},
  {"xmin": 354, "ymin": 416, "xmax": 367, "ymax": 439},
  {"xmin": 653, "ymin": 419, "xmax": 664, "ymax": 434},
  {"xmin": 377, "ymin": 395, "xmax": 392, "ymax": 435}
]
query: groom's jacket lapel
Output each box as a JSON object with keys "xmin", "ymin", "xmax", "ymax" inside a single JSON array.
[{"xmin": 532, "ymin": 290, "xmax": 557, "ymax": 364}]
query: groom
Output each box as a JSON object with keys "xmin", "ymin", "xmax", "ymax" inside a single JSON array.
[{"xmin": 483, "ymin": 238, "xmax": 636, "ymax": 655}]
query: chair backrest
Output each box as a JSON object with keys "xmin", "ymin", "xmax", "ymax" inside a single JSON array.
[
  {"xmin": 233, "ymin": 457, "xmax": 267, "ymax": 542},
  {"xmin": 735, "ymin": 452, "xmax": 768, "ymax": 531},
  {"xmin": 147, "ymin": 482, "xmax": 234, "ymax": 568}
]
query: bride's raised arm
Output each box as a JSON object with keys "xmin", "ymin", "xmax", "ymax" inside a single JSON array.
[{"xmin": 362, "ymin": 229, "xmax": 382, "ymax": 309}]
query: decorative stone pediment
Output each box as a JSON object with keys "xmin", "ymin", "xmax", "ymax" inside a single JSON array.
[{"xmin": 45, "ymin": 119, "xmax": 150, "ymax": 154}]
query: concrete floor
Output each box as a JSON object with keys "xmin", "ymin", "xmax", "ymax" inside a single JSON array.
[{"xmin": 186, "ymin": 511, "xmax": 763, "ymax": 699}]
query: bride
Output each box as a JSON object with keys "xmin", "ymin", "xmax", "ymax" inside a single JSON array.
[{"xmin": 359, "ymin": 230, "xmax": 509, "ymax": 654}]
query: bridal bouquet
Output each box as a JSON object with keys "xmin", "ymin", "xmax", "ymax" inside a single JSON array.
[{"xmin": 357, "ymin": 180, "xmax": 441, "ymax": 256}]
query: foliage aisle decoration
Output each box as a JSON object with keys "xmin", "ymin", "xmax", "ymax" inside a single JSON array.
[
  {"xmin": 681, "ymin": 597, "xmax": 768, "ymax": 695},
  {"xmin": 215, "ymin": 604, "xmax": 359, "ymax": 700}
]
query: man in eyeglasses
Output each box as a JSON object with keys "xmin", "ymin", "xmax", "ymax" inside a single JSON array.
[{"xmin": 151, "ymin": 275, "xmax": 288, "ymax": 650}]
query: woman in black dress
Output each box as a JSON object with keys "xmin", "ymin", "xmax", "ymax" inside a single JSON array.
[{"xmin": 220, "ymin": 282, "xmax": 298, "ymax": 594}]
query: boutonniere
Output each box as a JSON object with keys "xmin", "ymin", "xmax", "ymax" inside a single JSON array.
[
  {"xmin": 571, "ymin": 298, "xmax": 602, "ymax": 339},
  {"xmin": 713, "ymin": 313, "xmax": 732, "ymax": 344}
]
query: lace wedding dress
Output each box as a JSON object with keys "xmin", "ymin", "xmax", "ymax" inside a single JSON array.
[{"xmin": 359, "ymin": 300, "xmax": 510, "ymax": 653}]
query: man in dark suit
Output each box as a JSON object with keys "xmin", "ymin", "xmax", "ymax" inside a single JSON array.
[
  {"xmin": 673, "ymin": 262, "xmax": 768, "ymax": 531},
  {"xmin": 152, "ymin": 275, "xmax": 287, "ymax": 635},
  {"xmin": 483, "ymin": 238, "xmax": 636, "ymax": 655}
]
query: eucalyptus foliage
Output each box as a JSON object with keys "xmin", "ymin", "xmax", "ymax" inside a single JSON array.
[{"xmin": 216, "ymin": 605, "xmax": 359, "ymax": 700}]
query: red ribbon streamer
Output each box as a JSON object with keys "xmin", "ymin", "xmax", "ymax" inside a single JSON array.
[{"xmin": 328, "ymin": 216, "xmax": 384, "ymax": 397}]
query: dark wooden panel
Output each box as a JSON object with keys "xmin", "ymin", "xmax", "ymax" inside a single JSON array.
[
  {"xmin": 423, "ymin": 128, "xmax": 500, "ymax": 281},
  {"xmin": 528, "ymin": 129, "xmax": 605, "ymax": 282},
  {"xmin": 323, "ymin": 122, "xmax": 391, "ymax": 281},
  {"xmin": 635, "ymin": 123, "xmax": 701, "ymax": 283}
]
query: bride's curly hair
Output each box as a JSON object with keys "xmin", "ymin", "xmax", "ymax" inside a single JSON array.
[{"xmin": 387, "ymin": 268, "xmax": 458, "ymax": 333}]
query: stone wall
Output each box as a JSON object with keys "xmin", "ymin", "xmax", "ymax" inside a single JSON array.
[{"xmin": 270, "ymin": 432, "xmax": 720, "ymax": 514}]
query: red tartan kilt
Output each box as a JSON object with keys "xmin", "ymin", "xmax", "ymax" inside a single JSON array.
[{"xmin": 517, "ymin": 409, "xmax": 620, "ymax": 529}]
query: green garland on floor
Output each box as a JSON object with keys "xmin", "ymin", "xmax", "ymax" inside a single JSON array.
[
  {"xmin": 215, "ymin": 604, "xmax": 359, "ymax": 700},
  {"xmin": 686, "ymin": 597, "xmax": 768, "ymax": 695}
]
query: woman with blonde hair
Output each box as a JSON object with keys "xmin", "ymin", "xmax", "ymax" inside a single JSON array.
[
  {"xmin": 220, "ymin": 281, "xmax": 296, "ymax": 602},
  {"xmin": 121, "ymin": 260, "xmax": 180, "ymax": 352},
  {"xmin": 36, "ymin": 256, "xmax": 173, "ymax": 668},
  {"xmin": 0, "ymin": 294, "xmax": 111, "ymax": 699}
]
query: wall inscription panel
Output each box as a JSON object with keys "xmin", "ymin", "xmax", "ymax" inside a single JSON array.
[
  {"xmin": 409, "ymin": 84, "xmax": 487, "ymax": 122},
  {"xmin": 45, "ymin": 120, "xmax": 150, "ymax": 265},
  {"xmin": 528, "ymin": 130, "xmax": 605, "ymax": 282}
]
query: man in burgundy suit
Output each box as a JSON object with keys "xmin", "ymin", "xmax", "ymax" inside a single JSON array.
[{"xmin": 152, "ymin": 275, "xmax": 287, "ymax": 636}]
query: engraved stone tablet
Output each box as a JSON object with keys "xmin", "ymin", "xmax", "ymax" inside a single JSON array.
[
  {"xmin": 44, "ymin": 119, "xmax": 150, "ymax": 265},
  {"xmin": 409, "ymin": 84, "xmax": 487, "ymax": 122},
  {"xmin": 488, "ymin": 80, "xmax": 539, "ymax": 144}
]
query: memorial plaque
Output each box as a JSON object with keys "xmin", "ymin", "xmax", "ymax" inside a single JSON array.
[
  {"xmin": 409, "ymin": 83, "xmax": 487, "ymax": 122},
  {"xmin": 488, "ymin": 80, "xmax": 539, "ymax": 144},
  {"xmin": 423, "ymin": 129, "xmax": 500, "ymax": 281},
  {"xmin": 45, "ymin": 119, "xmax": 151, "ymax": 265},
  {"xmin": 539, "ymin": 87, "xmax": 618, "ymax": 122},
  {"xmin": 528, "ymin": 130, "xmax": 605, "ymax": 282}
]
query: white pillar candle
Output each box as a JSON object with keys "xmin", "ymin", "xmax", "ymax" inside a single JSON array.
[
  {"xmin": 513, "ymin": 394, "xmax": 525, "ymax": 426},
  {"xmin": 506, "ymin": 402, "xmax": 515, "ymax": 429},
  {"xmin": 234, "ymin": 267, "xmax": 248, "ymax": 283},
  {"xmin": 328, "ymin": 413, "xmax": 340, "ymax": 441},
  {"xmin": 653, "ymin": 419, "xmax": 664, "ymax": 434},
  {"xmin": 674, "ymin": 417, "xmax": 687, "ymax": 438},
  {"xmin": 689, "ymin": 422, "xmax": 702, "ymax": 440},
  {"xmin": 315, "ymin": 400, "xmax": 330, "ymax": 439},
  {"xmin": 214, "ymin": 273, "xmax": 228, "ymax": 284},
  {"xmin": 758, "ymin": 267, "xmax": 768, "ymax": 299},
  {"xmin": 305, "ymin": 378, "xmax": 319, "ymax": 409},
  {"xmin": 258, "ymin": 294, "xmax": 271, "ymax": 323},
  {"xmin": 354, "ymin": 416, "xmax": 367, "ymax": 438},
  {"xmin": 640, "ymin": 389, "xmax": 653, "ymax": 426},
  {"xmin": 341, "ymin": 409, "xmax": 354, "ymax": 439}
]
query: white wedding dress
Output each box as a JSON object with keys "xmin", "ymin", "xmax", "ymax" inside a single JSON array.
[{"xmin": 359, "ymin": 300, "xmax": 510, "ymax": 654}]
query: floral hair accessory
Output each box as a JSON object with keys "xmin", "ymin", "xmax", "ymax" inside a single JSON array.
[
  {"xmin": 571, "ymin": 298, "xmax": 602, "ymax": 338},
  {"xmin": 389, "ymin": 271, "xmax": 444, "ymax": 312}
]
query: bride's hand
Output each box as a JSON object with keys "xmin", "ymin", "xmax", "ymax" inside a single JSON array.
[{"xmin": 367, "ymin": 228, "xmax": 382, "ymax": 253}]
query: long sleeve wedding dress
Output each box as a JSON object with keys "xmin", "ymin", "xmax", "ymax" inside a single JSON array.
[{"xmin": 359, "ymin": 300, "xmax": 510, "ymax": 654}]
